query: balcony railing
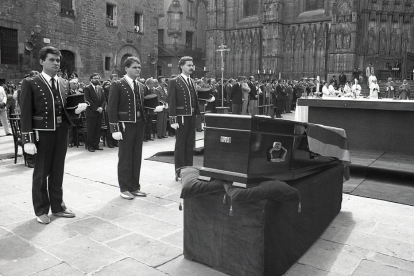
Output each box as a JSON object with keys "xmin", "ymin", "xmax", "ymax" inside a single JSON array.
[
  {"xmin": 158, "ymin": 44, "xmax": 203, "ymax": 59},
  {"xmin": 61, "ymin": 8, "xmax": 75, "ymax": 17},
  {"xmin": 127, "ymin": 31, "xmax": 143, "ymax": 43},
  {"xmin": 106, "ymin": 17, "xmax": 115, "ymax": 27}
]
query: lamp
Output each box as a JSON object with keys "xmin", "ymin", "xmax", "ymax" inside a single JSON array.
[{"xmin": 31, "ymin": 25, "xmax": 42, "ymax": 35}]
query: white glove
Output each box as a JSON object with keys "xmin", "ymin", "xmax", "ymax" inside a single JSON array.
[
  {"xmin": 171, "ymin": 123, "xmax": 179, "ymax": 130},
  {"xmin": 97, "ymin": 107, "xmax": 103, "ymax": 114},
  {"xmin": 75, "ymin": 103, "xmax": 88, "ymax": 114},
  {"xmin": 207, "ymin": 96, "xmax": 215, "ymax": 103},
  {"xmin": 154, "ymin": 105, "xmax": 164, "ymax": 112},
  {"xmin": 24, "ymin": 143, "xmax": 37, "ymax": 155},
  {"xmin": 112, "ymin": 132, "xmax": 123, "ymax": 140}
]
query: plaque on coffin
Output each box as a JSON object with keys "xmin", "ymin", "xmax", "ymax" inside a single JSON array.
[{"xmin": 199, "ymin": 114, "xmax": 339, "ymax": 185}]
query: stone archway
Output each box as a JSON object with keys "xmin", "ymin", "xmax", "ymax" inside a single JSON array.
[
  {"xmin": 119, "ymin": 54, "xmax": 132, "ymax": 76},
  {"xmin": 60, "ymin": 50, "xmax": 75, "ymax": 77},
  {"xmin": 115, "ymin": 45, "xmax": 141, "ymax": 76},
  {"xmin": 57, "ymin": 44, "xmax": 83, "ymax": 75}
]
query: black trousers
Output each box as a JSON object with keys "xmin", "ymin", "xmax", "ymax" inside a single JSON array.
[
  {"xmin": 32, "ymin": 124, "xmax": 68, "ymax": 216},
  {"xmin": 144, "ymin": 109, "xmax": 153, "ymax": 139},
  {"xmin": 157, "ymin": 109, "xmax": 168, "ymax": 137},
  {"xmin": 232, "ymin": 103, "xmax": 242, "ymax": 114},
  {"xmin": 86, "ymin": 114, "xmax": 103, "ymax": 149},
  {"xmin": 104, "ymin": 111, "xmax": 116, "ymax": 146},
  {"xmin": 174, "ymin": 114, "xmax": 196, "ymax": 170},
  {"xmin": 118, "ymin": 119, "xmax": 144, "ymax": 192},
  {"xmin": 275, "ymin": 100, "xmax": 284, "ymax": 116}
]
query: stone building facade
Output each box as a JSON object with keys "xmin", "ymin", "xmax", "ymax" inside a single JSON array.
[
  {"xmin": 0, "ymin": 0, "xmax": 161, "ymax": 84},
  {"xmin": 206, "ymin": 0, "xmax": 414, "ymax": 81},
  {"xmin": 157, "ymin": 0, "xmax": 208, "ymax": 78}
]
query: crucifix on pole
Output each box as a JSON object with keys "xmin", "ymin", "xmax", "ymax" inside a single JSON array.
[{"xmin": 216, "ymin": 43, "xmax": 230, "ymax": 108}]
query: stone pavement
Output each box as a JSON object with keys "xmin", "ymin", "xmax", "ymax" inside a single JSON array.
[{"xmin": 1, "ymin": 115, "xmax": 414, "ymax": 276}]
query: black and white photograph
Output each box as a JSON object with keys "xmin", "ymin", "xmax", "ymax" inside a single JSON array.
[{"xmin": 0, "ymin": 0, "xmax": 414, "ymax": 275}]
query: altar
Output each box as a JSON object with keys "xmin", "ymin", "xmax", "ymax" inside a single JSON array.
[{"xmin": 297, "ymin": 98, "xmax": 414, "ymax": 154}]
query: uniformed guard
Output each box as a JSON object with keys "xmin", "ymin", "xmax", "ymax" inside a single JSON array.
[
  {"xmin": 107, "ymin": 56, "xmax": 151, "ymax": 199},
  {"xmin": 167, "ymin": 56, "xmax": 201, "ymax": 180},
  {"xmin": 20, "ymin": 46, "xmax": 87, "ymax": 224}
]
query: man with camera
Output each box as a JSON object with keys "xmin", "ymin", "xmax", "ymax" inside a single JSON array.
[{"xmin": 0, "ymin": 85, "xmax": 12, "ymax": 136}]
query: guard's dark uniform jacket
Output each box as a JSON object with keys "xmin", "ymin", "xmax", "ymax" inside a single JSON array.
[
  {"xmin": 167, "ymin": 75, "xmax": 200, "ymax": 124},
  {"xmin": 20, "ymin": 75, "xmax": 73, "ymax": 144},
  {"xmin": 107, "ymin": 77, "xmax": 146, "ymax": 133}
]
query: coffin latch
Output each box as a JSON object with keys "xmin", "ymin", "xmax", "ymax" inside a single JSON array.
[{"xmin": 269, "ymin": 142, "xmax": 287, "ymax": 162}]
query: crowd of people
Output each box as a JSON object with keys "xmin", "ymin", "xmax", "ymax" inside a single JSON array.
[
  {"xmin": 321, "ymin": 68, "xmax": 411, "ymax": 100},
  {"xmin": 4, "ymin": 69, "xmax": 412, "ymax": 147},
  {"xmin": 2, "ymin": 46, "xmax": 413, "ymax": 225}
]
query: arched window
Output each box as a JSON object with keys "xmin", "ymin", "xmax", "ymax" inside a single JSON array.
[
  {"xmin": 306, "ymin": 0, "xmax": 324, "ymax": 11},
  {"xmin": 168, "ymin": 0, "xmax": 183, "ymax": 37},
  {"xmin": 244, "ymin": 0, "xmax": 258, "ymax": 17}
]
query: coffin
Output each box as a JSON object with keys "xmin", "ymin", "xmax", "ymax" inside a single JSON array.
[{"xmin": 199, "ymin": 114, "xmax": 339, "ymax": 185}]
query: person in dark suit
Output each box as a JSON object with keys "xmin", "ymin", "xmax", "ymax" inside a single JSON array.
[
  {"xmin": 108, "ymin": 56, "xmax": 147, "ymax": 200},
  {"xmin": 247, "ymin": 76, "xmax": 258, "ymax": 115},
  {"xmin": 84, "ymin": 73, "xmax": 106, "ymax": 152},
  {"xmin": 272, "ymin": 79, "xmax": 285, "ymax": 118},
  {"xmin": 20, "ymin": 46, "xmax": 87, "ymax": 224},
  {"xmin": 143, "ymin": 78, "xmax": 155, "ymax": 141},
  {"xmin": 330, "ymin": 75, "xmax": 338, "ymax": 89},
  {"xmin": 339, "ymin": 72, "xmax": 347, "ymax": 87},
  {"xmin": 167, "ymin": 56, "xmax": 201, "ymax": 178},
  {"xmin": 102, "ymin": 81, "xmax": 117, "ymax": 148},
  {"xmin": 230, "ymin": 76, "xmax": 243, "ymax": 114},
  {"xmin": 153, "ymin": 79, "xmax": 168, "ymax": 139}
]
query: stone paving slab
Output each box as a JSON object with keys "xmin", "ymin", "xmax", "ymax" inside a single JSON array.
[
  {"xmin": 0, "ymin": 227, "xmax": 13, "ymax": 240},
  {"xmin": 297, "ymin": 239, "xmax": 370, "ymax": 276},
  {"xmin": 156, "ymin": 255, "xmax": 228, "ymax": 276},
  {"xmin": 330, "ymin": 229, "xmax": 414, "ymax": 262},
  {"xmin": 109, "ymin": 197, "xmax": 170, "ymax": 216},
  {"xmin": 92, "ymin": 258, "xmax": 168, "ymax": 276},
  {"xmin": 106, "ymin": 233, "xmax": 182, "ymax": 267},
  {"xmin": 79, "ymin": 202, "xmax": 137, "ymax": 221},
  {"xmin": 352, "ymin": 260, "xmax": 414, "ymax": 276},
  {"xmin": 369, "ymin": 252, "xmax": 414, "ymax": 273},
  {"xmin": 0, "ymin": 235, "xmax": 61, "ymax": 276},
  {"xmin": 31, "ymin": 263, "xmax": 84, "ymax": 276},
  {"xmin": 285, "ymin": 263, "xmax": 343, "ymax": 276},
  {"xmin": 114, "ymin": 213, "xmax": 181, "ymax": 240},
  {"xmin": 0, "ymin": 204, "xmax": 34, "ymax": 227},
  {"xmin": 151, "ymin": 207, "xmax": 183, "ymax": 227},
  {"xmin": 160, "ymin": 229, "xmax": 183, "ymax": 249},
  {"xmin": 64, "ymin": 217, "xmax": 131, "ymax": 244},
  {"xmin": 5, "ymin": 219, "xmax": 78, "ymax": 248},
  {"xmin": 45, "ymin": 236, "xmax": 126, "ymax": 274}
]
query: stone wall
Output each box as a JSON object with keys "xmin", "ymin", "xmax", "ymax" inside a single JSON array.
[{"xmin": 0, "ymin": 0, "xmax": 160, "ymax": 84}]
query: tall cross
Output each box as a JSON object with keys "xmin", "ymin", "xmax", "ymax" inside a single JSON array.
[{"xmin": 216, "ymin": 44, "xmax": 231, "ymax": 107}]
